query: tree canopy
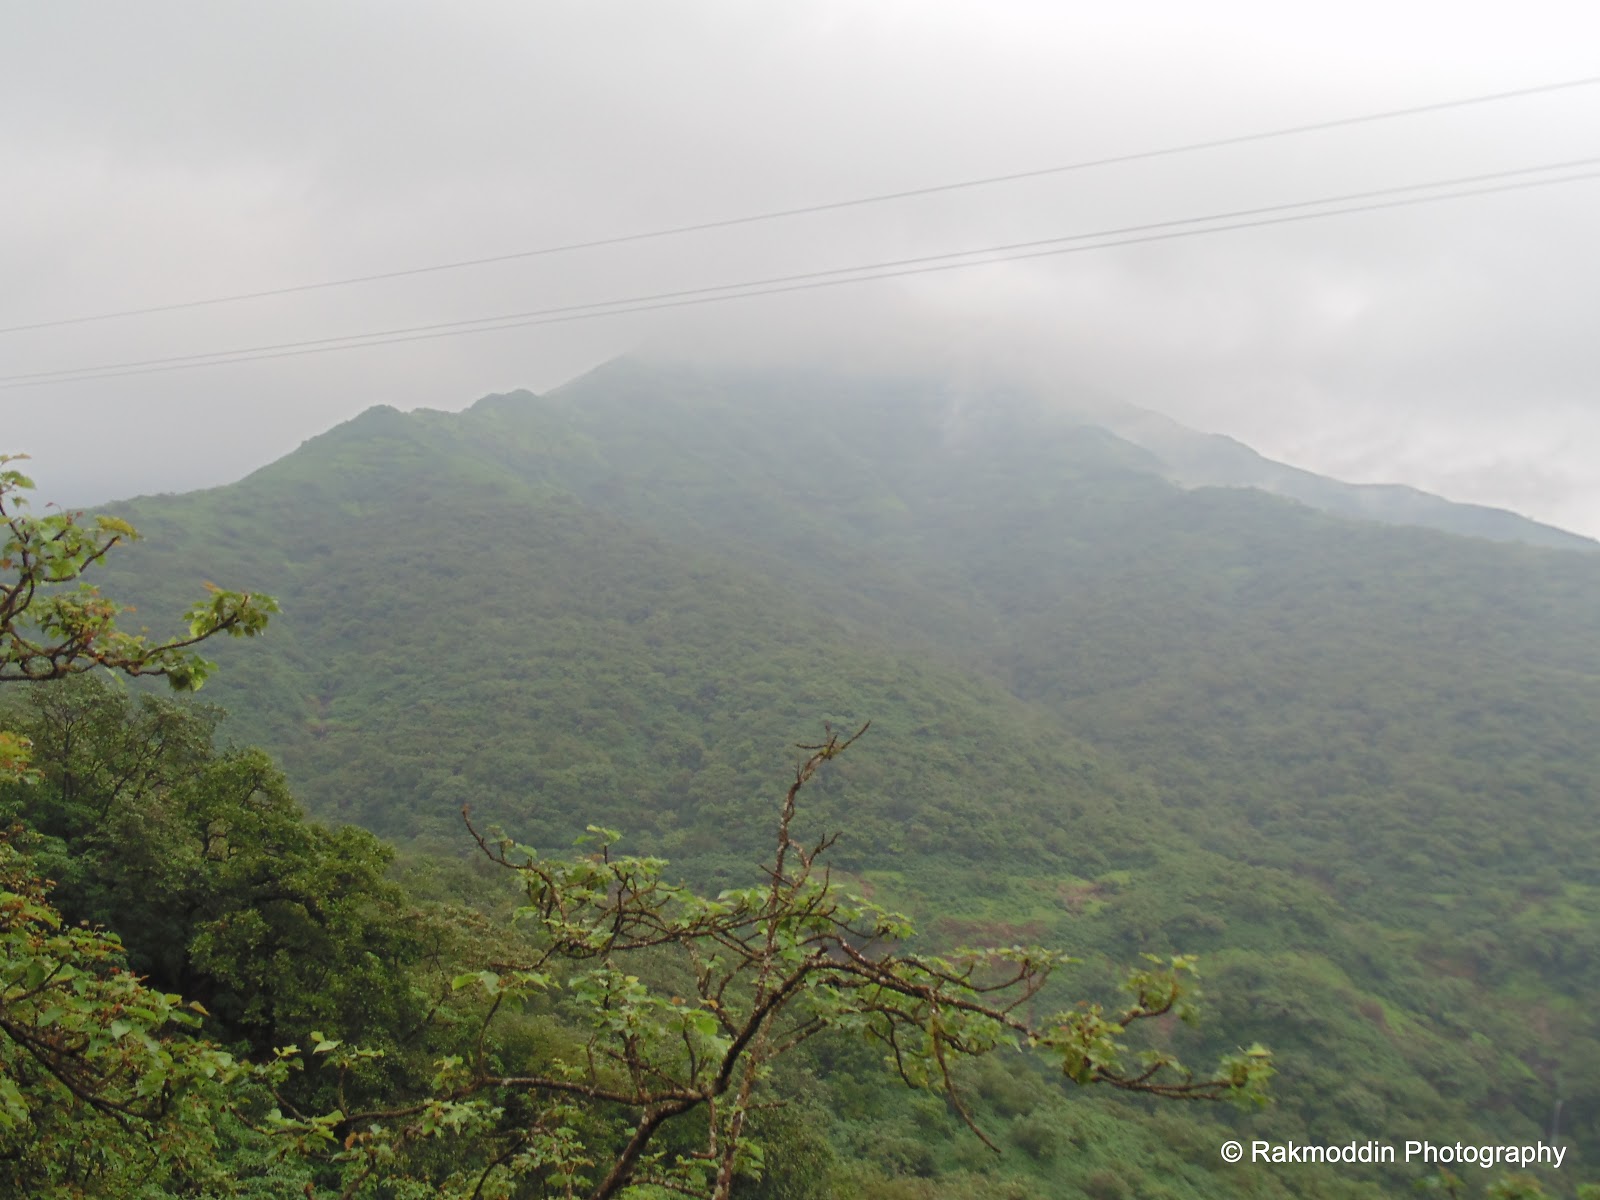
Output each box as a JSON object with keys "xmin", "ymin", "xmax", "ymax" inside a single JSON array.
[
  {"xmin": 0, "ymin": 461, "xmax": 281, "ymax": 1195},
  {"xmin": 0, "ymin": 455, "xmax": 275, "ymax": 693}
]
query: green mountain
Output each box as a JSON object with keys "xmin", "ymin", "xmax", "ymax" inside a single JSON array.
[{"xmin": 94, "ymin": 357, "xmax": 1600, "ymax": 1197}]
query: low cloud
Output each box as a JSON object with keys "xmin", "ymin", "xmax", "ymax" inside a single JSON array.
[{"xmin": 5, "ymin": 2, "xmax": 1598, "ymax": 534}]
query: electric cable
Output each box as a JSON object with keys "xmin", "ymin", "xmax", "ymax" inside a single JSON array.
[
  {"xmin": 2, "ymin": 73, "xmax": 1598, "ymax": 337},
  {"xmin": 5, "ymin": 157, "xmax": 1596, "ymax": 391}
]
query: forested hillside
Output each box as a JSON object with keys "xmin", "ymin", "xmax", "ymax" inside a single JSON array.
[{"xmin": 79, "ymin": 357, "xmax": 1600, "ymax": 1197}]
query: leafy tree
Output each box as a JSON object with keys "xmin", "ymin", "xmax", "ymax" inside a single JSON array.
[
  {"xmin": 268, "ymin": 726, "xmax": 1272, "ymax": 1200},
  {"xmin": 0, "ymin": 458, "xmax": 278, "ymax": 1193},
  {"xmin": 0, "ymin": 454, "xmax": 275, "ymax": 697},
  {"xmin": 0, "ymin": 836, "xmax": 243, "ymax": 1195},
  {"xmin": 0, "ymin": 676, "xmax": 437, "ymax": 1065}
]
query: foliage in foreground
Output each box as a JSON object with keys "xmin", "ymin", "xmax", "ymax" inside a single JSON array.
[
  {"xmin": 260, "ymin": 725, "xmax": 1269, "ymax": 1199},
  {"xmin": 0, "ymin": 683, "xmax": 1272, "ymax": 1199},
  {"xmin": 0, "ymin": 456, "xmax": 288, "ymax": 1194},
  {"xmin": 0, "ymin": 835, "xmax": 244, "ymax": 1196},
  {"xmin": 0, "ymin": 453, "xmax": 275, "ymax": 694},
  {"xmin": 6, "ymin": 677, "xmax": 431, "ymax": 1063}
]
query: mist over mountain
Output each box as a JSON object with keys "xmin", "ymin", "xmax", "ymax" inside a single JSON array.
[
  {"xmin": 1078, "ymin": 397, "xmax": 1596, "ymax": 551},
  {"xmin": 85, "ymin": 356, "xmax": 1600, "ymax": 1196}
]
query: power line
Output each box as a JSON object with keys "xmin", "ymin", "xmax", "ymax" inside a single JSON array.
[
  {"xmin": 6, "ymin": 158, "xmax": 1596, "ymax": 391},
  {"xmin": 3, "ymin": 73, "xmax": 1599, "ymax": 338}
]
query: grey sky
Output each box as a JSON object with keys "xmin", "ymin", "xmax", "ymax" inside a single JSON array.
[{"xmin": 4, "ymin": 2, "xmax": 1598, "ymax": 535}]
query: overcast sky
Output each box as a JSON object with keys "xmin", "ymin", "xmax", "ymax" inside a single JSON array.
[{"xmin": 4, "ymin": 2, "xmax": 1599, "ymax": 535}]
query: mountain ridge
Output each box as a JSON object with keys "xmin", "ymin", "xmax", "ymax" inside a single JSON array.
[{"xmin": 1086, "ymin": 397, "xmax": 1596, "ymax": 551}]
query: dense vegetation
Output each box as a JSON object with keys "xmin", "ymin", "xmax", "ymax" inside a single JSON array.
[
  {"xmin": 14, "ymin": 357, "xmax": 1600, "ymax": 1196},
  {"xmin": 0, "ymin": 456, "xmax": 1270, "ymax": 1197},
  {"xmin": 0, "ymin": 680, "xmax": 1272, "ymax": 1198}
]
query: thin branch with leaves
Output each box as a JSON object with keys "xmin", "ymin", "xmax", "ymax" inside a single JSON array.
[{"xmin": 267, "ymin": 723, "xmax": 1272, "ymax": 1200}]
